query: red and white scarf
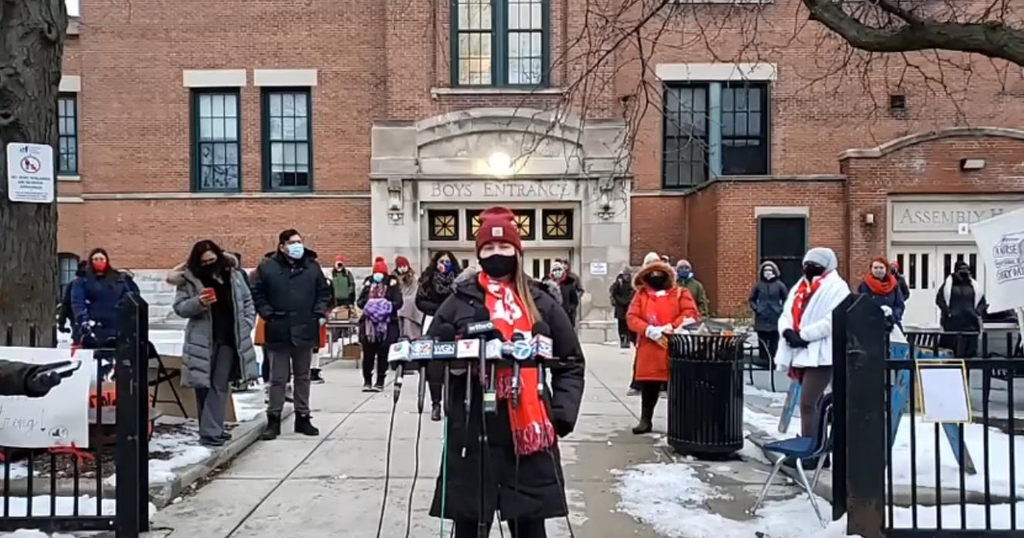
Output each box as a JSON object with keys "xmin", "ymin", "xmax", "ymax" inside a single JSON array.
[
  {"xmin": 791, "ymin": 272, "xmax": 828, "ymax": 332},
  {"xmin": 479, "ymin": 273, "xmax": 556, "ymax": 456}
]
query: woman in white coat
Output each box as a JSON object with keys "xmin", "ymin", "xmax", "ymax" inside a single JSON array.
[{"xmin": 775, "ymin": 247, "xmax": 850, "ymax": 437}]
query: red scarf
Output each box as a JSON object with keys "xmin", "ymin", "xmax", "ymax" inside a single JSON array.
[
  {"xmin": 478, "ymin": 273, "xmax": 556, "ymax": 456},
  {"xmin": 790, "ymin": 272, "xmax": 827, "ymax": 332},
  {"xmin": 863, "ymin": 273, "xmax": 896, "ymax": 296}
]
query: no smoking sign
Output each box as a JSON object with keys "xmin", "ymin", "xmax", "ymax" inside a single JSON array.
[{"xmin": 6, "ymin": 142, "xmax": 54, "ymax": 203}]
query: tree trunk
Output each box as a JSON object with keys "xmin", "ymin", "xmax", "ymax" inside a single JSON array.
[{"xmin": 0, "ymin": 0, "xmax": 68, "ymax": 347}]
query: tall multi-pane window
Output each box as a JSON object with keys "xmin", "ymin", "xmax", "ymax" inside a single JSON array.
[
  {"xmin": 191, "ymin": 91, "xmax": 241, "ymax": 191},
  {"xmin": 58, "ymin": 94, "xmax": 78, "ymax": 175},
  {"xmin": 58, "ymin": 253, "xmax": 80, "ymax": 299},
  {"xmin": 452, "ymin": 0, "xmax": 548, "ymax": 87},
  {"xmin": 262, "ymin": 90, "xmax": 313, "ymax": 191},
  {"xmin": 662, "ymin": 82, "xmax": 770, "ymax": 188}
]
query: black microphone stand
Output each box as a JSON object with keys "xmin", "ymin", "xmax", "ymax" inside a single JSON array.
[{"xmin": 477, "ymin": 339, "xmax": 490, "ymax": 538}]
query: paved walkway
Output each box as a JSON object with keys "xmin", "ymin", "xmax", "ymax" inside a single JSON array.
[{"xmin": 148, "ymin": 344, "xmax": 670, "ymax": 538}]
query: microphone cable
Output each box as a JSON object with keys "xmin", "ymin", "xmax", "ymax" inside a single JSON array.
[
  {"xmin": 405, "ymin": 367, "xmax": 427, "ymax": 538},
  {"xmin": 375, "ymin": 374, "xmax": 402, "ymax": 538}
]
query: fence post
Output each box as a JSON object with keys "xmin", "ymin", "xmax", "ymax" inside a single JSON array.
[
  {"xmin": 135, "ymin": 297, "xmax": 150, "ymax": 532},
  {"xmin": 838, "ymin": 295, "xmax": 887, "ymax": 538},
  {"xmin": 114, "ymin": 295, "xmax": 142, "ymax": 537}
]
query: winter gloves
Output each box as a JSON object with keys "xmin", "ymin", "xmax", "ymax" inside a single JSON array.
[
  {"xmin": 782, "ymin": 329, "xmax": 809, "ymax": 349},
  {"xmin": 644, "ymin": 324, "xmax": 673, "ymax": 348}
]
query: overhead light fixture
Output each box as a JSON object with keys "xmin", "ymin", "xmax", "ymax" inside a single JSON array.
[{"xmin": 959, "ymin": 158, "xmax": 985, "ymax": 171}]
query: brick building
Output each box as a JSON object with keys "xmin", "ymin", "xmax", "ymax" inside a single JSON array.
[{"xmin": 55, "ymin": 1, "xmax": 1024, "ymax": 331}]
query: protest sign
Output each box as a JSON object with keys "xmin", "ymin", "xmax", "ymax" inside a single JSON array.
[
  {"xmin": 0, "ymin": 347, "xmax": 92, "ymax": 449},
  {"xmin": 971, "ymin": 207, "xmax": 1024, "ymax": 313}
]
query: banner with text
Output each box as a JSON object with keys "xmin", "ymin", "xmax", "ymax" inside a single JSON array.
[
  {"xmin": 0, "ymin": 347, "xmax": 92, "ymax": 449},
  {"xmin": 971, "ymin": 207, "xmax": 1024, "ymax": 312}
]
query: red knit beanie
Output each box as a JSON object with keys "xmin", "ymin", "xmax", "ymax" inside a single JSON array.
[
  {"xmin": 395, "ymin": 255, "xmax": 410, "ymax": 269},
  {"xmin": 475, "ymin": 206, "xmax": 522, "ymax": 254},
  {"xmin": 372, "ymin": 256, "xmax": 388, "ymax": 275}
]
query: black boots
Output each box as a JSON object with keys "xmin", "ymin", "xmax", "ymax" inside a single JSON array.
[
  {"xmin": 632, "ymin": 387, "xmax": 657, "ymax": 435},
  {"xmin": 294, "ymin": 414, "xmax": 320, "ymax": 436},
  {"xmin": 262, "ymin": 413, "xmax": 281, "ymax": 440},
  {"xmin": 430, "ymin": 402, "xmax": 442, "ymax": 422}
]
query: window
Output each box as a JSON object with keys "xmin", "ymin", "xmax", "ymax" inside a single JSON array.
[
  {"xmin": 541, "ymin": 209, "xmax": 573, "ymax": 240},
  {"xmin": 758, "ymin": 217, "xmax": 805, "ymax": 289},
  {"xmin": 262, "ymin": 89, "xmax": 313, "ymax": 191},
  {"xmin": 452, "ymin": 0, "xmax": 548, "ymax": 87},
  {"xmin": 662, "ymin": 82, "xmax": 769, "ymax": 188},
  {"xmin": 466, "ymin": 208, "xmax": 535, "ymax": 239},
  {"xmin": 58, "ymin": 94, "xmax": 78, "ymax": 175},
  {"xmin": 58, "ymin": 254, "xmax": 80, "ymax": 299},
  {"xmin": 191, "ymin": 90, "xmax": 241, "ymax": 191},
  {"xmin": 428, "ymin": 210, "xmax": 460, "ymax": 241}
]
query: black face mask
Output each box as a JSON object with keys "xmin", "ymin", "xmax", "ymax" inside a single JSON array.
[
  {"xmin": 479, "ymin": 254, "xmax": 517, "ymax": 279},
  {"xmin": 646, "ymin": 272, "xmax": 668, "ymax": 289},
  {"xmin": 803, "ymin": 263, "xmax": 826, "ymax": 279}
]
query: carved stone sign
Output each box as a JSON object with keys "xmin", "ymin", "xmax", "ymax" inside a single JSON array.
[
  {"xmin": 891, "ymin": 201, "xmax": 1024, "ymax": 233},
  {"xmin": 419, "ymin": 180, "xmax": 580, "ymax": 202}
]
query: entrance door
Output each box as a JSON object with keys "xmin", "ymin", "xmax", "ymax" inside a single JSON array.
[{"xmin": 890, "ymin": 245, "xmax": 986, "ymax": 329}]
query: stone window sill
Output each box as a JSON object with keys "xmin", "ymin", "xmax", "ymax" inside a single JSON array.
[
  {"xmin": 68, "ymin": 17, "xmax": 80, "ymax": 36},
  {"xmin": 431, "ymin": 87, "xmax": 567, "ymax": 98}
]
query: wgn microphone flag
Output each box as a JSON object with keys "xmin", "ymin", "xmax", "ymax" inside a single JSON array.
[{"xmin": 421, "ymin": 324, "xmax": 457, "ymax": 412}]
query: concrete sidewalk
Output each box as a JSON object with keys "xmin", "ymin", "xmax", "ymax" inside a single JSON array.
[{"xmin": 146, "ymin": 344, "xmax": 671, "ymax": 538}]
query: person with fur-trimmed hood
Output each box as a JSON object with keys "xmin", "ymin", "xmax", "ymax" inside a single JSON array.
[
  {"xmin": 936, "ymin": 260, "xmax": 987, "ymax": 357},
  {"xmin": 749, "ymin": 261, "xmax": 788, "ymax": 367},
  {"xmin": 357, "ymin": 256, "xmax": 404, "ymax": 392},
  {"xmin": 626, "ymin": 258, "xmax": 700, "ymax": 434}
]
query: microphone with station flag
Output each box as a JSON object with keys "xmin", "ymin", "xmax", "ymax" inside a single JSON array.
[
  {"xmin": 424, "ymin": 324, "xmax": 457, "ymax": 414},
  {"xmin": 387, "ymin": 338, "xmax": 412, "ymax": 404},
  {"xmin": 531, "ymin": 322, "xmax": 554, "ymax": 395},
  {"xmin": 507, "ymin": 333, "xmax": 533, "ymax": 409},
  {"xmin": 464, "ymin": 316, "xmax": 498, "ymax": 415}
]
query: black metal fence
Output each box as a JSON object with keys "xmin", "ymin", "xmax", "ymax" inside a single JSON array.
[
  {"xmin": 833, "ymin": 295, "xmax": 1023, "ymax": 537},
  {"xmin": 0, "ymin": 294, "xmax": 150, "ymax": 537}
]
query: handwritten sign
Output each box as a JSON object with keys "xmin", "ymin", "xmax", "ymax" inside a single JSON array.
[
  {"xmin": 916, "ymin": 361, "xmax": 972, "ymax": 424},
  {"xmin": 0, "ymin": 347, "xmax": 92, "ymax": 448},
  {"xmin": 971, "ymin": 207, "xmax": 1024, "ymax": 312}
]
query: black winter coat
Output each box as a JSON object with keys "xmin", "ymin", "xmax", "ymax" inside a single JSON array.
[
  {"xmin": 356, "ymin": 276, "xmax": 404, "ymax": 344},
  {"xmin": 427, "ymin": 269, "xmax": 586, "ymax": 523},
  {"xmin": 609, "ymin": 275, "xmax": 634, "ymax": 319},
  {"xmin": 550, "ymin": 275, "xmax": 581, "ymax": 323},
  {"xmin": 415, "ymin": 273, "xmax": 458, "ymax": 316},
  {"xmin": 251, "ymin": 250, "xmax": 331, "ymax": 350},
  {"xmin": 748, "ymin": 278, "xmax": 788, "ymax": 332}
]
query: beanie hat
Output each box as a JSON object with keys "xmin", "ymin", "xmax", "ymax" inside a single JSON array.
[
  {"xmin": 803, "ymin": 247, "xmax": 838, "ymax": 272},
  {"xmin": 551, "ymin": 261, "xmax": 564, "ymax": 273},
  {"xmin": 395, "ymin": 255, "xmax": 410, "ymax": 269},
  {"xmin": 335, "ymin": 255, "xmax": 345, "ymax": 264},
  {"xmin": 642, "ymin": 252, "xmax": 660, "ymax": 266},
  {"xmin": 372, "ymin": 256, "xmax": 388, "ymax": 275},
  {"xmin": 475, "ymin": 206, "xmax": 522, "ymax": 254}
]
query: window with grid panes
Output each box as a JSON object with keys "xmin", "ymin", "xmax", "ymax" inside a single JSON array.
[
  {"xmin": 452, "ymin": 0, "xmax": 548, "ymax": 87},
  {"xmin": 758, "ymin": 217, "xmax": 805, "ymax": 289},
  {"xmin": 58, "ymin": 95, "xmax": 78, "ymax": 175},
  {"xmin": 263, "ymin": 90, "xmax": 312, "ymax": 191},
  {"xmin": 192, "ymin": 91, "xmax": 241, "ymax": 191},
  {"xmin": 662, "ymin": 86, "xmax": 708, "ymax": 188},
  {"xmin": 721, "ymin": 83, "xmax": 769, "ymax": 175},
  {"xmin": 58, "ymin": 253, "xmax": 80, "ymax": 300}
]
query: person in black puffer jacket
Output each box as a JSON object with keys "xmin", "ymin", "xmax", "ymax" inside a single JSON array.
[
  {"xmin": 544, "ymin": 261, "xmax": 581, "ymax": 327},
  {"xmin": 427, "ymin": 207, "xmax": 584, "ymax": 538},
  {"xmin": 936, "ymin": 261, "xmax": 987, "ymax": 357},
  {"xmin": 415, "ymin": 250, "xmax": 462, "ymax": 421},
  {"xmin": 748, "ymin": 261, "xmax": 788, "ymax": 367}
]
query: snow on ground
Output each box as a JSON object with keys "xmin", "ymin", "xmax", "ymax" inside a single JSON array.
[
  {"xmin": 147, "ymin": 426, "xmax": 210, "ymax": 484},
  {"xmin": 4, "ymin": 530, "xmax": 76, "ymax": 538},
  {"xmin": 744, "ymin": 409, "xmax": 798, "ymax": 440},
  {"xmin": 890, "ymin": 416, "xmax": 1024, "ymax": 496},
  {"xmin": 743, "ymin": 384, "xmax": 788, "ymax": 406},
  {"xmin": 0, "ymin": 495, "xmax": 116, "ymax": 517},
  {"xmin": 0, "ymin": 462, "xmax": 30, "ymax": 480}
]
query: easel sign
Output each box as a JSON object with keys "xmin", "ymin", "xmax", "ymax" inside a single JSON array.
[
  {"xmin": 915, "ymin": 360, "xmax": 972, "ymax": 424},
  {"xmin": 970, "ymin": 206, "xmax": 1024, "ymax": 360}
]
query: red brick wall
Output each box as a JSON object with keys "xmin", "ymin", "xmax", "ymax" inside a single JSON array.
[{"xmin": 630, "ymin": 196, "xmax": 687, "ymax": 265}]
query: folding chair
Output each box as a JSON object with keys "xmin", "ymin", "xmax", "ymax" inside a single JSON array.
[{"xmin": 749, "ymin": 392, "xmax": 834, "ymax": 527}]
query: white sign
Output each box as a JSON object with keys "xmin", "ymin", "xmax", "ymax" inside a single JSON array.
[
  {"xmin": 589, "ymin": 262, "xmax": 608, "ymax": 276},
  {"xmin": 6, "ymin": 143, "xmax": 55, "ymax": 203},
  {"xmin": 891, "ymin": 200, "xmax": 1024, "ymax": 233},
  {"xmin": 971, "ymin": 207, "xmax": 1024, "ymax": 312},
  {"xmin": 0, "ymin": 347, "xmax": 92, "ymax": 448},
  {"xmin": 917, "ymin": 365, "xmax": 971, "ymax": 423},
  {"xmin": 957, "ymin": 223, "xmax": 970, "ymax": 236}
]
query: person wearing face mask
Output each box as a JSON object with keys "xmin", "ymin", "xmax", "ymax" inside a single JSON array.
[
  {"xmin": 357, "ymin": 256, "xmax": 404, "ymax": 392},
  {"xmin": 609, "ymin": 266, "xmax": 636, "ymax": 349},
  {"xmin": 393, "ymin": 255, "xmax": 423, "ymax": 340},
  {"xmin": 674, "ymin": 259, "xmax": 710, "ymax": 318},
  {"xmin": 71, "ymin": 248, "xmax": 140, "ymax": 348},
  {"xmin": 748, "ymin": 261, "xmax": 788, "ymax": 367},
  {"xmin": 427, "ymin": 206, "xmax": 585, "ymax": 538},
  {"xmin": 775, "ymin": 247, "xmax": 850, "ymax": 444},
  {"xmin": 251, "ymin": 229, "xmax": 331, "ymax": 440},
  {"xmin": 890, "ymin": 260, "xmax": 910, "ymax": 301},
  {"xmin": 858, "ymin": 256, "xmax": 906, "ymax": 331},
  {"xmin": 415, "ymin": 250, "xmax": 463, "ymax": 420},
  {"xmin": 627, "ymin": 258, "xmax": 700, "ymax": 434},
  {"xmin": 331, "ymin": 255, "xmax": 357, "ymax": 307},
  {"xmin": 544, "ymin": 261, "xmax": 581, "ymax": 328},
  {"xmin": 936, "ymin": 261, "xmax": 987, "ymax": 357},
  {"xmin": 167, "ymin": 240, "xmax": 257, "ymax": 446}
]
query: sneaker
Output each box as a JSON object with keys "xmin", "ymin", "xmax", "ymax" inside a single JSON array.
[
  {"xmin": 362, "ymin": 383, "xmax": 374, "ymax": 393},
  {"xmin": 310, "ymin": 369, "xmax": 325, "ymax": 385},
  {"xmin": 372, "ymin": 383, "xmax": 385, "ymax": 392},
  {"xmin": 627, "ymin": 388, "xmax": 640, "ymax": 396}
]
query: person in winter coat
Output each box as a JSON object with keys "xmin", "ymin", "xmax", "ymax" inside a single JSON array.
[
  {"xmin": 57, "ymin": 261, "xmax": 88, "ymax": 343},
  {"xmin": 331, "ymin": 255, "xmax": 357, "ymax": 307},
  {"xmin": 545, "ymin": 261, "xmax": 581, "ymax": 327},
  {"xmin": 394, "ymin": 255, "xmax": 423, "ymax": 339},
  {"xmin": 426, "ymin": 206, "xmax": 585, "ymax": 538},
  {"xmin": 890, "ymin": 260, "xmax": 910, "ymax": 301},
  {"xmin": 71, "ymin": 248, "xmax": 140, "ymax": 348},
  {"xmin": 251, "ymin": 229, "xmax": 332, "ymax": 440},
  {"xmin": 168, "ymin": 240, "xmax": 257, "ymax": 447},
  {"xmin": 675, "ymin": 259, "xmax": 710, "ymax": 318},
  {"xmin": 609, "ymin": 266, "xmax": 636, "ymax": 349},
  {"xmin": 0, "ymin": 360, "xmax": 64, "ymax": 397},
  {"xmin": 857, "ymin": 256, "xmax": 906, "ymax": 331},
  {"xmin": 748, "ymin": 261, "xmax": 788, "ymax": 367},
  {"xmin": 415, "ymin": 250, "xmax": 462, "ymax": 421},
  {"xmin": 627, "ymin": 259, "xmax": 700, "ymax": 434},
  {"xmin": 936, "ymin": 261, "xmax": 987, "ymax": 357},
  {"xmin": 357, "ymin": 256, "xmax": 404, "ymax": 392},
  {"xmin": 775, "ymin": 247, "xmax": 850, "ymax": 438}
]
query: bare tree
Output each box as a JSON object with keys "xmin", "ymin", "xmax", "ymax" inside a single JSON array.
[{"xmin": 0, "ymin": 0, "xmax": 68, "ymax": 346}]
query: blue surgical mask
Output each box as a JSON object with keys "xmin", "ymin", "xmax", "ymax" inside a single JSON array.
[
  {"xmin": 677, "ymin": 269, "xmax": 691, "ymax": 280},
  {"xmin": 441, "ymin": 261, "xmax": 452, "ymax": 273},
  {"xmin": 552, "ymin": 270, "xmax": 564, "ymax": 279},
  {"xmin": 372, "ymin": 273, "xmax": 384, "ymax": 283},
  {"xmin": 286, "ymin": 243, "xmax": 305, "ymax": 260}
]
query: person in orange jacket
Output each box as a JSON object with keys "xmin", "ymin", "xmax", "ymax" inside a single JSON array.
[{"xmin": 626, "ymin": 258, "xmax": 700, "ymax": 434}]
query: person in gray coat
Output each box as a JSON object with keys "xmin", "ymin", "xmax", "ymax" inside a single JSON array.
[
  {"xmin": 748, "ymin": 261, "xmax": 788, "ymax": 367},
  {"xmin": 169, "ymin": 240, "xmax": 257, "ymax": 447}
]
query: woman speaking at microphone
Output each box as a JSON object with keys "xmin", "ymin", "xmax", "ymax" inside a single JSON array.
[{"xmin": 426, "ymin": 206, "xmax": 585, "ymax": 538}]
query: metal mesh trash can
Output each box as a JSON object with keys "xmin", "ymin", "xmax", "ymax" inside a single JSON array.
[{"xmin": 668, "ymin": 333, "xmax": 747, "ymax": 456}]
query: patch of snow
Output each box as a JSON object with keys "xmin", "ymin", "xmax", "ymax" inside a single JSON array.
[
  {"xmin": 745, "ymin": 409, "xmax": 798, "ymax": 439},
  {"xmin": 0, "ymin": 462, "xmax": 30, "ymax": 480},
  {"xmin": 744, "ymin": 384, "xmax": 787, "ymax": 406},
  {"xmin": 148, "ymin": 429, "xmax": 210, "ymax": 484},
  {"xmin": 738, "ymin": 439, "xmax": 772, "ymax": 465},
  {"xmin": 4, "ymin": 530, "xmax": 77, "ymax": 538},
  {"xmin": 890, "ymin": 502, "xmax": 1024, "ymax": 530},
  {"xmin": 0, "ymin": 495, "xmax": 116, "ymax": 517}
]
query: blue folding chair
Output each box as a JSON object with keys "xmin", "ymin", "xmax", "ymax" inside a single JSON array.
[{"xmin": 749, "ymin": 392, "xmax": 834, "ymax": 527}]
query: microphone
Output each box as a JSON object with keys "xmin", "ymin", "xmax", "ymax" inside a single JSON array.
[
  {"xmin": 531, "ymin": 322, "xmax": 554, "ymax": 395},
  {"xmin": 387, "ymin": 338, "xmax": 411, "ymax": 403},
  {"xmin": 508, "ymin": 333, "xmax": 532, "ymax": 409},
  {"xmin": 424, "ymin": 324, "xmax": 457, "ymax": 414}
]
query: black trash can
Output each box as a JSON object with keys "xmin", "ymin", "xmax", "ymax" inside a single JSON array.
[{"xmin": 667, "ymin": 333, "xmax": 747, "ymax": 456}]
